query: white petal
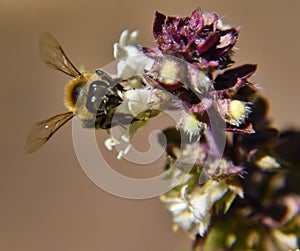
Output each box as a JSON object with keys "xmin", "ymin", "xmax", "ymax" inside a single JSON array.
[
  {"xmin": 198, "ymin": 214, "xmax": 211, "ymax": 237},
  {"xmin": 128, "ymin": 30, "xmax": 139, "ymax": 44},
  {"xmin": 189, "ymin": 194, "xmax": 210, "ymax": 220},
  {"xmin": 174, "ymin": 211, "xmax": 198, "ymax": 232},
  {"xmin": 119, "ymin": 30, "xmax": 129, "ymax": 47}
]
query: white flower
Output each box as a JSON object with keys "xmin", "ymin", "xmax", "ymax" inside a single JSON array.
[
  {"xmin": 178, "ymin": 113, "xmax": 206, "ymax": 141},
  {"xmin": 161, "ymin": 180, "xmax": 228, "ymax": 237},
  {"xmin": 161, "ymin": 193, "xmax": 200, "ymax": 234},
  {"xmin": 255, "ymin": 155, "xmax": 281, "ymax": 170},
  {"xmin": 123, "ymin": 89, "xmax": 153, "ymax": 116},
  {"xmin": 217, "ymin": 99, "xmax": 252, "ymax": 126},
  {"xmin": 103, "ymin": 87, "xmax": 171, "ymax": 158},
  {"xmin": 104, "ymin": 136, "xmax": 120, "ymax": 151},
  {"xmin": 104, "ymin": 127, "xmax": 132, "ymax": 159},
  {"xmin": 228, "ymin": 100, "xmax": 251, "ymax": 126},
  {"xmin": 114, "ymin": 88, "xmax": 171, "ymax": 117},
  {"xmin": 271, "ymin": 229, "xmax": 299, "ymax": 250},
  {"xmin": 217, "ymin": 19, "xmax": 232, "ymax": 30},
  {"xmin": 113, "ymin": 30, "xmax": 153, "ymax": 78},
  {"xmin": 113, "ymin": 30, "xmax": 140, "ymax": 59}
]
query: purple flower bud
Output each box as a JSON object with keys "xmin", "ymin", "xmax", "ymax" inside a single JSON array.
[{"xmin": 150, "ymin": 8, "xmax": 239, "ymax": 71}]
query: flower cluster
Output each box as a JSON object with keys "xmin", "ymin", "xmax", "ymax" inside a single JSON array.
[
  {"xmin": 148, "ymin": 8, "xmax": 238, "ymax": 71},
  {"xmin": 106, "ymin": 7, "xmax": 300, "ymax": 251},
  {"xmin": 148, "ymin": 9, "xmax": 300, "ymax": 251}
]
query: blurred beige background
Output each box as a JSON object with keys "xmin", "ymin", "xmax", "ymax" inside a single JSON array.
[{"xmin": 0, "ymin": 0, "xmax": 299, "ymax": 250}]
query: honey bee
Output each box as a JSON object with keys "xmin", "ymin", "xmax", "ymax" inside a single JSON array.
[{"xmin": 26, "ymin": 32, "xmax": 137, "ymax": 153}]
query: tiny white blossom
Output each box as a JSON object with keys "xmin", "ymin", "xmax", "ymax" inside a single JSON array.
[
  {"xmin": 228, "ymin": 100, "xmax": 252, "ymax": 126},
  {"xmin": 217, "ymin": 99, "xmax": 252, "ymax": 127},
  {"xmin": 104, "ymin": 88, "xmax": 164, "ymax": 158},
  {"xmin": 113, "ymin": 30, "xmax": 140, "ymax": 59},
  {"xmin": 105, "ymin": 133, "xmax": 132, "ymax": 159},
  {"xmin": 124, "ymin": 89, "xmax": 152, "ymax": 117},
  {"xmin": 178, "ymin": 113, "xmax": 205, "ymax": 141},
  {"xmin": 255, "ymin": 155, "xmax": 281, "ymax": 170},
  {"xmin": 113, "ymin": 30, "xmax": 153, "ymax": 78},
  {"xmin": 161, "ymin": 180, "xmax": 228, "ymax": 237},
  {"xmin": 271, "ymin": 229, "xmax": 299, "ymax": 250},
  {"xmin": 217, "ymin": 18, "xmax": 232, "ymax": 30},
  {"xmin": 117, "ymin": 147, "xmax": 133, "ymax": 160},
  {"xmin": 104, "ymin": 136, "xmax": 120, "ymax": 151},
  {"xmin": 115, "ymin": 88, "xmax": 170, "ymax": 118}
]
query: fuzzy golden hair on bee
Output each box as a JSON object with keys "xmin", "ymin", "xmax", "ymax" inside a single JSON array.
[
  {"xmin": 26, "ymin": 32, "xmax": 136, "ymax": 153},
  {"xmin": 64, "ymin": 73, "xmax": 92, "ymax": 112}
]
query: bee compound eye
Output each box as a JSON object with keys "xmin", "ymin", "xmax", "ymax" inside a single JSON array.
[
  {"xmin": 71, "ymin": 83, "xmax": 84, "ymax": 104},
  {"xmin": 86, "ymin": 80, "xmax": 110, "ymax": 113}
]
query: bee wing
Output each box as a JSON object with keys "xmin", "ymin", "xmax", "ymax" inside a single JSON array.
[
  {"xmin": 39, "ymin": 32, "xmax": 81, "ymax": 78},
  {"xmin": 26, "ymin": 112, "xmax": 74, "ymax": 153}
]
